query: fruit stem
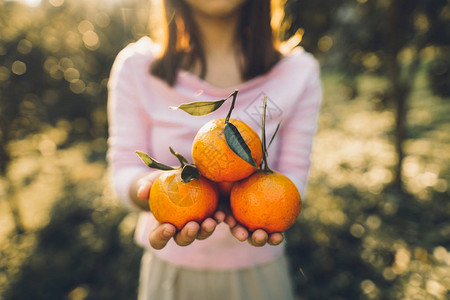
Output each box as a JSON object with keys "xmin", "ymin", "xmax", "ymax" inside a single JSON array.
[
  {"xmin": 225, "ymin": 90, "xmax": 239, "ymax": 123},
  {"xmin": 169, "ymin": 147, "xmax": 189, "ymax": 167},
  {"xmin": 261, "ymin": 96, "xmax": 272, "ymax": 172}
]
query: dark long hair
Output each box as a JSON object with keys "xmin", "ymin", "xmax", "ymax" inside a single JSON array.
[{"xmin": 149, "ymin": 0, "xmax": 286, "ymax": 86}]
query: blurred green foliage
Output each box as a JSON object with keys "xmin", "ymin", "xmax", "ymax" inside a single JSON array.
[
  {"xmin": 0, "ymin": 0, "xmax": 449, "ymax": 299},
  {"xmin": 287, "ymin": 74, "xmax": 450, "ymax": 299}
]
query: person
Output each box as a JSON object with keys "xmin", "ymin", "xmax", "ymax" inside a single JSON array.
[{"xmin": 107, "ymin": 0, "xmax": 322, "ymax": 299}]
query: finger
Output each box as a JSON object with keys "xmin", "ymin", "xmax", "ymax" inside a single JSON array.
[
  {"xmin": 137, "ymin": 181, "xmax": 152, "ymax": 201},
  {"xmin": 197, "ymin": 218, "xmax": 217, "ymax": 240},
  {"xmin": 174, "ymin": 221, "xmax": 200, "ymax": 246},
  {"xmin": 149, "ymin": 223, "xmax": 176, "ymax": 250},
  {"xmin": 224, "ymin": 214, "xmax": 237, "ymax": 228},
  {"xmin": 268, "ymin": 232, "xmax": 284, "ymax": 246},
  {"xmin": 230, "ymin": 224, "xmax": 249, "ymax": 242},
  {"xmin": 248, "ymin": 229, "xmax": 269, "ymax": 247},
  {"xmin": 214, "ymin": 211, "xmax": 226, "ymax": 224}
]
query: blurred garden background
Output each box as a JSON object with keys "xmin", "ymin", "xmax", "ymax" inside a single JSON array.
[{"xmin": 0, "ymin": 0, "xmax": 449, "ymax": 299}]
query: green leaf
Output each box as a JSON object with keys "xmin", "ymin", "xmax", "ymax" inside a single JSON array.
[
  {"xmin": 169, "ymin": 90, "xmax": 238, "ymax": 116},
  {"xmin": 135, "ymin": 150, "xmax": 175, "ymax": 171},
  {"xmin": 180, "ymin": 164, "xmax": 200, "ymax": 183},
  {"xmin": 169, "ymin": 99, "xmax": 226, "ymax": 116},
  {"xmin": 224, "ymin": 122, "xmax": 257, "ymax": 168}
]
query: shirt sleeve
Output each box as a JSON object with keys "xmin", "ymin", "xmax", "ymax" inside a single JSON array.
[
  {"xmin": 107, "ymin": 49, "xmax": 152, "ymax": 211},
  {"xmin": 276, "ymin": 58, "xmax": 322, "ymax": 198}
]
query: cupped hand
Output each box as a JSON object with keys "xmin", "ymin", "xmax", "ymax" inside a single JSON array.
[
  {"xmin": 136, "ymin": 172, "xmax": 226, "ymax": 250},
  {"xmin": 149, "ymin": 210, "xmax": 226, "ymax": 250},
  {"xmin": 224, "ymin": 213, "xmax": 284, "ymax": 247}
]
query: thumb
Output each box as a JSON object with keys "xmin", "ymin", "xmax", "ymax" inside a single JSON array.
[
  {"xmin": 137, "ymin": 171, "xmax": 163, "ymax": 201},
  {"xmin": 137, "ymin": 184, "xmax": 151, "ymax": 201}
]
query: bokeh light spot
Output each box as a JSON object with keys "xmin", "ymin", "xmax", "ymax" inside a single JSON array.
[
  {"xmin": 86, "ymin": 82, "xmax": 102, "ymax": 96},
  {"xmin": 83, "ymin": 30, "xmax": 99, "ymax": 49},
  {"xmin": 49, "ymin": 0, "xmax": 64, "ymax": 7},
  {"xmin": 362, "ymin": 53, "xmax": 381, "ymax": 70},
  {"xmin": 318, "ymin": 36, "xmax": 333, "ymax": 52},
  {"xmin": 78, "ymin": 20, "xmax": 94, "ymax": 34},
  {"xmin": 12, "ymin": 60, "xmax": 27, "ymax": 75},
  {"xmin": 59, "ymin": 57, "xmax": 74, "ymax": 70},
  {"xmin": 350, "ymin": 223, "xmax": 365, "ymax": 238},
  {"xmin": 0, "ymin": 66, "xmax": 11, "ymax": 81},
  {"xmin": 65, "ymin": 31, "xmax": 82, "ymax": 49},
  {"xmin": 64, "ymin": 68, "xmax": 80, "ymax": 83},
  {"xmin": 433, "ymin": 246, "xmax": 447, "ymax": 261},
  {"xmin": 17, "ymin": 39, "xmax": 33, "ymax": 54},
  {"xmin": 393, "ymin": 248, "xmax": 410, "ymax": 274},
  {"xmin": 382, "ymin": 267, "xmax": 396, "ymax": 280},
  {"xmin": 360, "ymin": 279, "xmax": 375, "ymax": 294},
  {"xmin": 95, "ymin": 12, "xmax": 110, "ymax": 28},
  {"xmin": 39, "ymin": 139, "xmax": 56, "ymax": 156},
  {"xmin": 70, "ymin": 80, "xmax": 86, "ymax": 94},
  {"xmin": 426, "ymin": 280, "xmax": 446, "ymax": 297},
  {"xmin": 366, "ymin": 215, "xmax": 381, "ymax": 230}
]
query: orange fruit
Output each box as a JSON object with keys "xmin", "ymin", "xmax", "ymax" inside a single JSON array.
[
  {"xmin": 217, "ymin": 181, "xmax": 234, "ymax": 197},
  {"xmin": 230, "ymin": 170, "xmax": 301, "ymax": 233},
  {"xmin": 150, "ymin": 169, "xmax": 219, "ymax": 230},
  {"xmin": 192, "ymin": 118, "xmax": 262, "ymax": 182}
]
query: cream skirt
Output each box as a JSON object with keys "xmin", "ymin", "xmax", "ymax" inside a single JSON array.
[{"xmin": 137, "ymin": 250, "xmax": 295, "ymax": 300}]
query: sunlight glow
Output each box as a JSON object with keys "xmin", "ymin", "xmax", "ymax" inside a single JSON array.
[{"xmin": 14, "ymin": 0, "xmax": 42, "ymax": 7}]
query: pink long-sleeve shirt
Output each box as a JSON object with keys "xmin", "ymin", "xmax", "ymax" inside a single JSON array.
[{"xmin": 107, "ymin": 37, "xmax": 322, "ymax": 270}]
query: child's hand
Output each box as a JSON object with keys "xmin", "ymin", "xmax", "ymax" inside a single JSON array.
[
  {"xmin": 149, "ymin": 211, "xmax": 226, "ymax": 249},
  {"xmin": 224, "ymin": 214, "xmax": 284, "ymax": 247}
]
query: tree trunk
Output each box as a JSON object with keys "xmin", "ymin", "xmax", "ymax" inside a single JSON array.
[
  {"xmin": 386, "ymin": 0, "xmax": 409, "ymax": 190},
  {"xmin": 392, "ymin": 74, "xmax": 407, "ymax": 188}
]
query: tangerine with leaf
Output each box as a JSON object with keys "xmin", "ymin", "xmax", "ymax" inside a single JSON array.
[
  {"xmin": 171, "ymin": 90, "xmax": 262, "ymax": 182},
  {"xmin": 136, "ymin": 148, "xmax": 218, "ymax": 230},
  {"xmin": 230, "ymin": 97, "xmax": 302, "ymax": 234}
]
